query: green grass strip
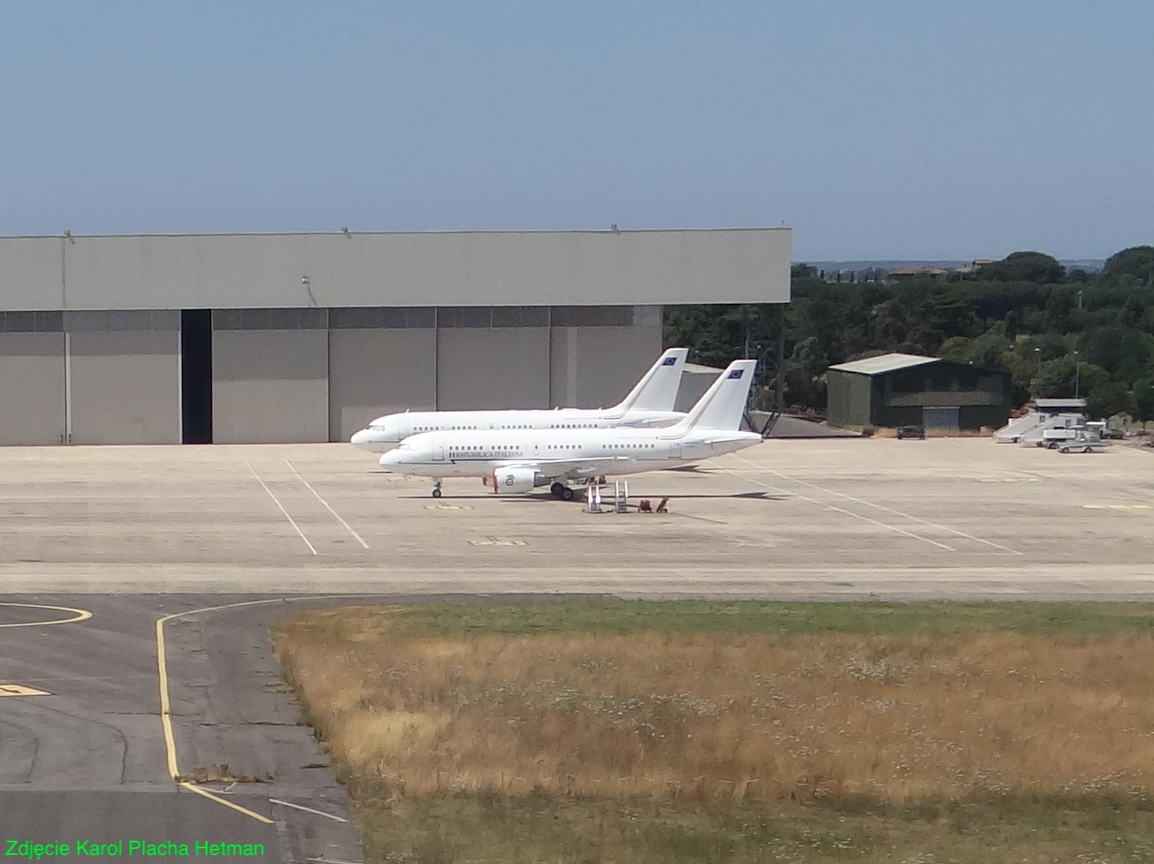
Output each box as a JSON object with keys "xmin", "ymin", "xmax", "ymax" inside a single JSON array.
[{"xmin": 374, "ymin": 600, "xmax": 1154, "ymax": 640}]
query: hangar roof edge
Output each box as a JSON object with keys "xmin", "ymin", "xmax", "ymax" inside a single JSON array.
[
  {"xmin": 0, "ymin": 227, "xmax": 789, "ymax": 241},
  {"xmin": 828, "ymin": 353, "xmax": 940, "ymax": 376}
]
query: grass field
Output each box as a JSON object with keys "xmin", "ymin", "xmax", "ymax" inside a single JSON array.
[{"xmin": 273, "ymin": 602, "xmax": 1154, "ymax": 863}]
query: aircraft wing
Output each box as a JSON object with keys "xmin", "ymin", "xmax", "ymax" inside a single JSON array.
[{"xmin": 492, "ymin": 456, "xmax": 639, "ymax": 480}]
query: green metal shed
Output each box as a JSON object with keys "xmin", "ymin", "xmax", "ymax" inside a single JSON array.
[{"xmin": 826, "ymin": 353, "xmax": 1011, "ymax": 431}]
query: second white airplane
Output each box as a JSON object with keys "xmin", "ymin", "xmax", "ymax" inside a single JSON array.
[
  {"xmin": 378, "ymin": 358, "xmax": 760, "ymax": 499},
  {"xmin": 350, "ymin": 347, "xmax": 689, "ymax": 453}
]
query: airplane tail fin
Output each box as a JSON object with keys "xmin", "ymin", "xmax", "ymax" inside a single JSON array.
[
  {"xmin": 608, "ymin": 347, "xmax": 688, "ymax": 414},
  {"xmin": 669, "ymin": 359, "xmax": 757, "ymax": 433}
]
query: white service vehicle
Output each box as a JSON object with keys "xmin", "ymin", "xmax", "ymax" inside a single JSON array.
[
  {"xmin": 350, "ymin": 348, "xmax": 689, "ymax": 453},
  {"xmin": 1057, "ymin": 431, "xmax": 1107, "ymax": 454},
  {"xmin": 378, "ymin": 359, "xmax": 761, "ymax": 499}
]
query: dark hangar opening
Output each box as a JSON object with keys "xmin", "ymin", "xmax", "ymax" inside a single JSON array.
[{"xmin": 181, "ymin": 309, "xmax": 213, "ymax": 444}]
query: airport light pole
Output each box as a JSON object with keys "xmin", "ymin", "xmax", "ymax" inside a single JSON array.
[{"xmin": 1074, "ymin": 351, "xmax": 1081, "ymax": 398}]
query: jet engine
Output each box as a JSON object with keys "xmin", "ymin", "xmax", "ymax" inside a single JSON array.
[{"xmin": 489, "ymin": 467, "xmax": 539, "ymax": 494}]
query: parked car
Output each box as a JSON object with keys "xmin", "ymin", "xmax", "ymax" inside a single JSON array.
[{"xmin": 896, "ymin": 425, "xmax": 925, "ymax": 440}]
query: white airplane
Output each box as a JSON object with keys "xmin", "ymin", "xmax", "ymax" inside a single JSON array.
[
  {"xmin": 350, "ymin": 347, "xmax": 689, "ymax": 452},
  {"xmin": 379, "ymin": 358, "xmax": 760, "ymax": 499}
]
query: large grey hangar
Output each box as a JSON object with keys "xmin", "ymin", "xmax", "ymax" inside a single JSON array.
[{"xmin": 0, "ymin": 228, "xmax": 790, "ymax": 445}]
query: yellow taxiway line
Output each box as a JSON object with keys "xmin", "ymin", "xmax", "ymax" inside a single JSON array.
[
  {"xmin": 156, "ymin": 595, "xmax": 398, "ymax": 825},
  {"xmin": 0, "ymin": 603, "xmax": 92, "ymax": 628},
  {"xmin": 156, "ymin": 599, "xmax": 292, "ymax": 825}
]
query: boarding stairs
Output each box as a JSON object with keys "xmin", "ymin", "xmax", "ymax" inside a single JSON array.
[
  {"xmin": 993, "ymin": 412, "xmax": 1046, "ymax": 444},
  {"xmin": 614, "ymin": 481, "xmax": 629, "ymax": 513},
  {"xmin": 1018, "ymin": 413, "xmax": 1088, "ymax": 447}
]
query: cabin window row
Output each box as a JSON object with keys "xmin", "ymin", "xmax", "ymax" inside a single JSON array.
[
  {"xmin": 444, "ymin": 443, "xmax": 657, "ymax": 451},
  {"xmin": 545, "ymin": 443, "xmax": 656, "ymax": 450}
]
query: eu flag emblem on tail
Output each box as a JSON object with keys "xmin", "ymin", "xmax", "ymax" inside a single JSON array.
[
  {"xmin": 662, "ymin": 356, "xmax": 677, "ymax": 366},
  {"xmin": 727, "ymin": 369, "xmax": 744, "ymax": 379}
]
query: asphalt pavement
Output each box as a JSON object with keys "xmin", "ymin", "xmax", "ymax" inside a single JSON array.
[{"xmin": 0, "ymin": 594, "xmax": 371, "ymax": 862}]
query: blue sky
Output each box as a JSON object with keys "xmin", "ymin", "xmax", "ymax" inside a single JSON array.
[{"xmin": 1, "ymin": 2, "xmax": 1150, "ymax": 260}]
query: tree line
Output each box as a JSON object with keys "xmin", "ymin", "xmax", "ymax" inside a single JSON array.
[{"xmin": 664, "ymin": 246, "xmax": 1154, "ymax": 424}]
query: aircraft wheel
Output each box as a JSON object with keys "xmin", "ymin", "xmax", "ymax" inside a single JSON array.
[
  {"xmin": 432, "ymin": 488, "xmax": 442, "ymax": 498},
  {"xmin": 561, "ymin": 487, "xmax": 575, "ymax": 501},
  {"xmin": 550, "ymin": 482, "xmax": 566, "ymax": 499}
]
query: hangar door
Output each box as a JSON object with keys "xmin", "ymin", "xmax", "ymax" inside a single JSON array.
[
  {"xmin": 436, "ymin": 307, "xmax": 550, "ymax": 410},
  {"xmin": 548, "ymin": 306, "xmax": 663, "ymax": 409},
  {"xmin": 328, "ymin": 307, "xmax": 436, "ymax": 443},
  {"xmin": 65, "ymin": 310, "xmax": 181, "ymax": 445},
  {"xmin": 922, "ymin": 406, "xmax": 959, "ymax": 432},
  {"xmin": 0, "ymin": 312, "xmax": 66, "ymax": 446},
  {"xmin": 212, "ymin": 308, "xmax": 329, "ymax": 444}
]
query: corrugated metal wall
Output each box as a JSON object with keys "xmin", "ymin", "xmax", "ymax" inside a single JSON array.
[
  {"xmin": 0, "ymin": 314, "xmax": 66, "ymax": 445},
  {"xmin": 1, "ymin": 229, "xmax": 791, "ymax": 310},
  {"xmin": 0, "ymin": 304, "xmax": 665, "ymax": 445},
  {"xmin": 327, "ymin": 310, "xmax": 437, "ymax": 442},
  {"xmin": 212, "ymin": 312, "xmax": 330, "ymax": 444},
  {"xmin": 0, "ymin": 228, "xmax": 790, "ymax": 446},
  {"xmin": 64, "ymin": 311, "xmax": 182, "ymax": 445},
  {"xmin": 826, "ymin": 371, "xmax": 873, "ymax": 428},
  {"xmin": 826, "ymin": 362, "xmax": 1012, "ymax": 431},
  {"xmin": 547, "ymin": 306, "xmax": 663, "ymax": 409},
  {"xmin": 438, "ymin": 327, "xmax": 550, "ymax": 411}
]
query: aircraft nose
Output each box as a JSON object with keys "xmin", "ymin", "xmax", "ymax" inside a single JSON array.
[
  {"xmin": 378, "ymin": 450, "xmax": 399, "ymax": 469},
  {"xmin": 350, "ymin": 429, "xmax": 377, "ymax": 450}
]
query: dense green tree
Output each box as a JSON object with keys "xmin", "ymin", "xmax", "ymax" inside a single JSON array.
[
  {"xmin": 1087, "ymin": 381, "xmax": 1132, "ymax": 419},
  {"xmin": 979, "ymin": 251, "xmax": 1065, "ymax": 284},
  {"xmin": 1044, "ymin": 287, "xmax": 1076, "ymax": 332},
  {"xmin": 1078, "ymin": 326, "xmax": 1153, "ymax": 384},
  {"xmin": 937, "ymin": 336, "xmax": 973, "ymax": 363},
  {"xmin": 1132, "ymin": 378, "xmax": 1154, "ymax": 429},
  {"xmin": 1031, "ymin": 356, "xmax": 1108, "ymax": 400},
  {"xmin": 1123, "ymin": 294, "xmax": 1146, "ymax": 328},
  {"xmin": 784, "ymin": 336, "xmax": 828, "ymax": 409},
  {"xmin": 1103, "ymin": 246, "xmax": 1154, "ymax": 287},
  {"xmin": 665, "ymin": 244, "xmax": 1153, "ymax": 420}
]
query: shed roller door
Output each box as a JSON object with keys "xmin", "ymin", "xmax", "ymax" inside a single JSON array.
[{"xmin": 922, "ymin": 407, "xmax": 959, "ymax": 431}]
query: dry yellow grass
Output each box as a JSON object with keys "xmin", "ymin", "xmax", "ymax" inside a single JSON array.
[{"xmin": 275, "ymin": 623, "xmax": 1154, "ymax": 803}]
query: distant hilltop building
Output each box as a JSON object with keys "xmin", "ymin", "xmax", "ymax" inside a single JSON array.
[
  {"xmin": 803, "ymin": 258, "xmax": 1102, "ymax": 283},
  {"xmin": 886, "ymin": 266, "xmax": 949, "ymax": 280},
  {"xmin": 885, "ymin": 260, "xmax": 994, "ymax": 281}
]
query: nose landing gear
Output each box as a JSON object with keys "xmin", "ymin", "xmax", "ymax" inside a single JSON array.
[{"xmin": 432, "ymin": 480, "xmax": 443, "ymax": 499}]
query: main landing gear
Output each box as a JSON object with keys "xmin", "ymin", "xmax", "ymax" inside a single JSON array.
[
  {"xmin": 431, "ymin": 480, "xmax": 443, "ymax": 499},
  {"xmin": 550, "ymin": 482, "xmax": 575, "ymax": 501}
]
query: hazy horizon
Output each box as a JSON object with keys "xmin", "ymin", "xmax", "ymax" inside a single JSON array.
[{"xmin": 2, "ymin": 3, "xmax": 1151, "ymax": 260}]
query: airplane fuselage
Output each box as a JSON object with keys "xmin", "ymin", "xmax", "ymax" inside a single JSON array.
[
  {"xmin": 351, "ymin": 408, "xmax": 686, "ymax": 453},
  {"xmin": 378, "ymin": 426, "xmax": 762, "ymax": 482}
]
